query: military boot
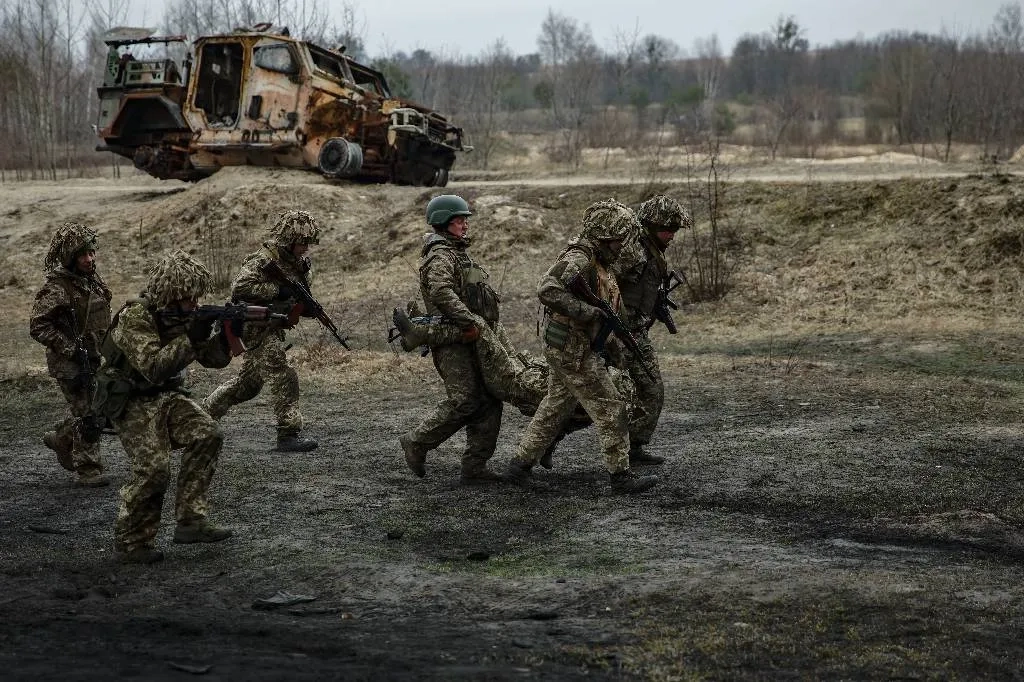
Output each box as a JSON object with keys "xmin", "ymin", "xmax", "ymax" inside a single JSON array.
[
  {"xmin": 609, "ymin": 469, "xmax": 659, "ymax": 494},
  {"xmin": 76, "ymin": 471, "xmax": 111, "ymax": 488},
  {"xmin": 276, "ymin": 433, "xmax": 318, "ymax": 452},
  {"xmin": 628, "ymin": 445, "xmax": 665, "ymax": 466},
  {"xmin": 393, "ymin": 307, "xmax": 465, "ymax": 351},
  {"xmin": 117, "ymin": 546, "xmax": 165, "ymax": 565},
  {"xmin": 400, "ymin": 433, "xmax": 426, "ymax": 478},
  {"xmin": 43, "ymin": 430, "xmax": 75, "ymax": 472},
  {"xmin": 505, "ymin": 460, "xmax": 534, "ymax": 486},
  {"xmin": 460, "ymin": 459, "xmax": 504, "ymax": 485},
  {"xmin": 173, "ymin": 519, "xmax": 233, "ymax": 544}
]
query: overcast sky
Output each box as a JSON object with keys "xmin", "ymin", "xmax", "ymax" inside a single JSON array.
[{"xmin": 121, "ymin": 0, "xmax": 1016, "ymax": 57}]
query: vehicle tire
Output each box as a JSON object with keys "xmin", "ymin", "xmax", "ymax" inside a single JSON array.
[
  {"xmin": 318, "ymin": 138, "xmax": 363, "ymax": 178},
  {"xmin": 434, "ymin": 167, "xmax": 449, "ymax": 188}
]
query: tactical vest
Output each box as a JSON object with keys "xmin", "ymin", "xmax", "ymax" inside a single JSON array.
[
  {"xmin": 95, "ymin": 299, "xmax": 187, "ymax": 419},
  {"xmin": 420, "ymin": 234, "xmax": 501, "ymax": 323},
  {"xmin": 544, "ymin": 242, "xmax": 620, "ymax": 350},
  {"xmin": 55, "ymin": 271, "xmax": 112, "ymax": 356},
  {"xmin": 619, "ymin": 232, "xmax": 667, "ymax": 325},
  {"xmin": 259, "ymin": 244, "xmax": 311, "ymax": 283}
]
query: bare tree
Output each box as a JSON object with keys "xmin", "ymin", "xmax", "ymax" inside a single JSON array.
[{"xmin": 537, "ymin": 10, "xmax": 601, "ymax": 168}]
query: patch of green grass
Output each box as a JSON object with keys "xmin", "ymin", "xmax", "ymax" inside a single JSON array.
[{"xmin": 564, "ymin": 590, "xmax": 1016, "ymax": 679}]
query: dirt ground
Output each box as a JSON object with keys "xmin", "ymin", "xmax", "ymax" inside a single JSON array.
[{"xmin": 3, "ymin": 157, "xmax": 1024, "ymax": 680}]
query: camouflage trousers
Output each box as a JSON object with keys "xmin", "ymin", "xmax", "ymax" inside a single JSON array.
[
  {"xmin": 405, "ymin": 342, "xmax": 503, "ymax": 471},
  {"xmin": 113, "ymin": 392, "xmax": 223, "ymax": 551},
  {"xmin": 204, "ymin": 330, "xmax": 303, "ymax": 436},
  {"xmin": 514, "ymin": 346, "xmax": 630, "ymax": 474},
  {"xmin": 474, "ymin": 322, "xmax": 549, "ymax": 413},
  {"xmin": 620, "ymin": 332, "xmax": 664, "ymax": 448},
  {"xmin": 50, "ymin": 377, "xmax": 103, "ymax": 476}
]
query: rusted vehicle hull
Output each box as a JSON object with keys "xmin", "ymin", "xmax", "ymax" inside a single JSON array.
[{"xmin": 95, "ymin": 27, "xmax": 468, "ymax": 186}]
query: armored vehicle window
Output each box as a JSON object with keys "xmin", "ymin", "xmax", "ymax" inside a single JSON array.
[
  {"xmin": 194, "ymin": 42, "xmax": 244, "ymax": 126},
  {"xmin": 347, "ymin": 61, "xmax": 391, "ymax": 98},
  {"xmin": 254, "ymin": 44, "xmax": 298, "ymax": 75},
  {"xmin": 308, "ymin": 46, "xmax": 353, "ymax": 83}
]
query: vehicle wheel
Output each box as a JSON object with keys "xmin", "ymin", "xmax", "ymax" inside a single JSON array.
[
  {"xmin": 318, "ymin": 138, "xmax": 363, "ymax": 178},
  {"xmin": 434, "ymin": 168, "xmax": 449, "ymax": 187}
]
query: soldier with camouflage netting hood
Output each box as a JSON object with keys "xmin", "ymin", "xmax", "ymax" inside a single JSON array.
[
  {"xmin": 29, "ymin": 222, "xmax": 113, "ymax": 487},
  {"xmin": 506, "ymin": 199, "xmax": 659, "ymax": 494},
  {"xmin": 398, "ymin": 194, "xmax": 504, "ymax": 485},
  {"xmin": 614, "ymin": 194, "xmax": 693, "ymax": 466},
  {"xmin": 204, "ymin": 210, "xmax": 322, "ymax": 452},
  {"xmin": 95, "ymin": 250, "xmax": 234, "ymax": 564}
]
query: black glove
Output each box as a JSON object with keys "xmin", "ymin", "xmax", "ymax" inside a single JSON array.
[
  {"xmin": 186, "ymin": 316, "xmax": 215, "ymax": 343},
  {"xmin": 276, "ymin": 285, "xmax": 296, "ymax": 301}
]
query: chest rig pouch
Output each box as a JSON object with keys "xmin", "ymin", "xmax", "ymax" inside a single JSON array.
[{"xmin": 460, "ymin": 256, "xmax": 501, "ymax": 323}]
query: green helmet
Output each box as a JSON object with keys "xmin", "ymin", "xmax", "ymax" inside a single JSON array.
[
  {"xmin": 637, "ymin": 195, "xmax": 692, "ymax": 232},
  {"xmin": 44, "ymin": 221, "xmax": 98, "ymax": 271},
  {"xmin": 425, "ymin": 194, "xmax": 472, "ymax": 227},
  {"xmin": 579, "ymin": 199, "xmax": 638, "ymax": 242}
]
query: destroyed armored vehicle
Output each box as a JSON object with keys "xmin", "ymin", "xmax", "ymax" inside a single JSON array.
[{"xmin": 95, "ymin": 24, "xmax": 469, "ymax": 185}]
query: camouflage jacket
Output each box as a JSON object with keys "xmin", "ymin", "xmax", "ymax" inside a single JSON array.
[
  {"xmin": 103, "ymin": 298, "xmax": 231, "ymax": 394},
  {"xmin": 231, "ymin": 241, "xmax": 313, "ymax": 304},
  {"xmin": 538, "ymin": 239, "xmax": 622, "ymax": 363},
  {"xmin": 538, "ymin": 238, "xmax": 621, "ymax": 327},
  {"xmin": 615, "ymin": 230, "xmax": 668, "ymax": 332},
  {"xmin": 29, "ymin": 267, "xmax": 112, "ymax": 378},
  {"xmin": 419, "ymin": 232, "xmax": 500, "ymax": 329}
]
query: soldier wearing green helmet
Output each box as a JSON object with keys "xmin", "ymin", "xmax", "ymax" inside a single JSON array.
[
  {"xmin": 506, "ymin": 199, "xmax": 659, "ymax": 494},
  {"xmin": 615, "ymin": 194, "xmax": 693, "ymax": 466},
  {"xmin": 399, "ymin": 194, "xmax": 504, "ymax": 484}
]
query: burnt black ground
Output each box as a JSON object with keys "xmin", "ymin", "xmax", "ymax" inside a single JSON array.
[{"xmin": 3, "ymin": 344, "xmax": 1024, "ymax": 680}]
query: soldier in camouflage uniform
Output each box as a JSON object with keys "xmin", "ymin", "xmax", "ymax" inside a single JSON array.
[
  {"xmin": 203, "ymin": 210, "xmax": 321, "ymax": 452},
  {"xmin": 29, "ymin": 222, "xmax": 113, "ymax": 487},
  {"xmin": 615, "ymin": 195, "xmax": 692, "ymax": 465},
  {"xmin": 506, "ymin": 200, "xmax": 659, "ymax": 494},
  {"xmin": 96, "ymin": 250, "xmax": 233, "ymax": 564},
  {"xmin": 399, "ymin": 194, "xmax": 504, "ymax": 484}
]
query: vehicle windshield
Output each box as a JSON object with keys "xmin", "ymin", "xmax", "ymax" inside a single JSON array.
[
  {"xmin": 306, "ymin": 44, "xmax": 354, "ymax": 83},
  {"xmin": 346, "ymin": 60, "xmax": 391, "ymax": 98}
]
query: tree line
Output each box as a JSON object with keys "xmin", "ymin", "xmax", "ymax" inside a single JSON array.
[{"xmin": 2, "ymin": 0, "xmax": 1024, "ymax": 178}]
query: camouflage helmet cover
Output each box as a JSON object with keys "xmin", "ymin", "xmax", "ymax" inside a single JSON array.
[
  {"xmin": 146, "ymin": 249, "xmax": 213, "ymax": 308},
  {"xmin": 637, "ymin": 195, "xmax": 693, "ymax": 232},
  {"xmin": 579, "ymin": 199, "xmax": 638, "ymax": 242},
  {"xmin": 269, "ymin": 210, "xmax": 321, "ymax": 245},
  {"xmin": 44, "ymin": 221, "xmax": 98, "ymax": 271},
  {"xmin": 425, "ymin": 194, "xmax": 472, "ymax": 226}
]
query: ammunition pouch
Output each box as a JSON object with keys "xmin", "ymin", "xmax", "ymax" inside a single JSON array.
[
  {"xmin": 543, "ymin": 318, "xmax": 570, "ymax": 350},
  {"xmin": 465, "ymin": 281, "xmax": 500, "ymax": 323},
  {"xmin": 93, "ymin": 371, "xmax": 135, "ymax": 421}
]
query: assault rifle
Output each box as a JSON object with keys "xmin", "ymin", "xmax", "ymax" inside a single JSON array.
[
  {"xmin": 169, "ymin": 303, "xmax": 288, "ymax": 356},
  {"xmin": 650, "ymin": 269, "xmax": 684, "ymax": 334},
  {"xmin": 68, "ymin": 309, "xmax": 104, "ymax": 443},
  {"xmin": 566, "ymin": 274, "xmax": 656, "ymax": 381},
  {"xmin": 262, "ymin": 260, "xmax": 351, "ymax": 350}
]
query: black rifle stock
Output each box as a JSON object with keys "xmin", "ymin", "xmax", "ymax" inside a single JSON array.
[
  {"xmin": 651, "ymin": 269, "xmax": 684, "ymax": 334},
  {"xmin": 566, "ymin": 274, "xmax": 657, "ymax": 381},
  {"xmin": 262, "ymin": 260, "xmax": 351, "ymax": 350}
]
